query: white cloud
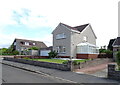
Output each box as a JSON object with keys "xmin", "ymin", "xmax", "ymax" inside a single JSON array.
[{"xmin": 0, "ymin": 0, "xmax": 119, "ymax": 48}]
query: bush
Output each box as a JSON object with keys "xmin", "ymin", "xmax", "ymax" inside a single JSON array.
[
  {"xmin": 62, "ymin": 60, "xmax": 81, "ymax": 65},
  {"xmin": 62, "ymin": 61, "xmax": 69, "ymax": 64},
  {"xmin": 23, "ymin": 57, "xmax": 30, "ymax": 60},
  {"xmin": 28, "ymin": 47, "xmax": 39, "ymax": 50},
  {"xmin": 116, "ymin": 51, "xmax": 120, "ymax": 70},
  {"xmin": 48, "ymin": 51, "xmax": 58, "ymax": 58},
  {"xmin": 72, "ymin": 60, "xmax": 80, "ymax": 65},
  {"xmin": 12, "ymin": 50, "xmax": 19, "ymax": 55}
]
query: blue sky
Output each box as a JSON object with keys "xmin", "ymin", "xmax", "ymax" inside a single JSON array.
[{"xmin": 0, "ymin": 0, "xmax": 119, "ymax": 48}]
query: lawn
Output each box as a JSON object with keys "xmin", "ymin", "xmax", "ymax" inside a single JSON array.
[{"xmin": 29, "ymin": 59, "xmax": 88, "ymax": 64}]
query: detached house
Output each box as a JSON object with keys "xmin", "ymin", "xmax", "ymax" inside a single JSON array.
[
  {"xmin": 52, "ymin": 23, "xmax": 99, "ymax": 59},
  {"xmin": 12, "ymin": 38, "xmax": 47, "ymax": 55}
]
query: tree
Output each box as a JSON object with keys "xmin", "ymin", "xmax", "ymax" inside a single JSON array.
[
  {"xmin": 0, "ymin": 46, "xmax": 19, "ymax": 55},
  {"xmin": 48, "ymin": 51, "xmax": 58, "ymax": 58},
  {"xmin": 116, "ymin": 51, "xmax": 120, "ymax": 70}
]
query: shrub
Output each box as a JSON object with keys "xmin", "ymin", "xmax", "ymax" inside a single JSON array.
[
  {"xmin": 48, "ymin": 51, "xmax": 58, "ymax": 58},
  {"xmin": 28, "ymin": 47, "xmax": 39, "ymax": 50},
  {"xmin": 116, "ymin": 51, "xmax": 120, "ymax": 70},
  {"xmin": 62, "ymin": 60, "xmax": 81, "ymax": 65},
  {"xmin": 62, "ymin": 61, "xmax": 69, "ymax": 64},
  {"xmin": 23, "ymin": 57, "xmax": 30, "ymax": 60},
  {"xmin": 72, "ymin": 60, "xmax": 80, "ymax": 65}
]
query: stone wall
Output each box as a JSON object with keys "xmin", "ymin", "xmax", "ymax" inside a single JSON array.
[
  {"xmin": 14, "ymin": 55, "xmax": 49, "ymax": 59},
  {"xmin": 73, "ymin": 58, "xmax": 113, "ymax": 69},
  {"xmin": 108, "ymin": 64, "xmax": 120, "ymax": 80},
  {"xmin": 3, "ymin": 57, "xmax": 70, "ymax": 71}
]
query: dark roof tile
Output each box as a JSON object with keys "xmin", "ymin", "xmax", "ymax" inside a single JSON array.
[
  {"xmin": 61, "ymin": 23, "xmax": 89, "ymax": 32},
  {"xmin": 14, "ymin": 38, "xmax": 47, "ymax": 48},
  {"xmin": 113, "ymin": 37, "xmax": 120, "ymax": 46}
]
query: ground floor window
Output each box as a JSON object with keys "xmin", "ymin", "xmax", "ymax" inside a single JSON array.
[
  {"xmin": 56, "ymin": 46, "xmax": 66, "ymax": 53},
  {"xmin": 77, "ymin": 42, "xmax": 99, "ymax": 54}
]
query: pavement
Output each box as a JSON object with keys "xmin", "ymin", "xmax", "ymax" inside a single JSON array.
[
  {"xmin": 74, "ymin": 62, "xmax": 116, "ymax": 78},
  {"xmin": 1, "ymin": 59, "xmax": 120, "ymax": 83}
]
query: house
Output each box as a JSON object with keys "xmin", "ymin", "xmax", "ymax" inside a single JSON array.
[
  {"xmin": 112, "ymin": 37, "xmax": 120, "ymax": 60},
  {"xmin": 12, "ymin": 38, "xmax": 47, "ymax": 55},
  {"xmin": 108, "ymin": 39, "xmax": 116, "ymax": 51},
  {"xmin": 52, "ymin": 23, "xmax": 99, "ymax": 59}
]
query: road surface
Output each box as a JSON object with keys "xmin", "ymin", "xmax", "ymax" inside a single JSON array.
[{"xmin": 2, "ymin": 64, "xmax": 69, "ymax": 83}]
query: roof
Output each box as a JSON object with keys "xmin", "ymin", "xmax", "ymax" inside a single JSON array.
[
  {"xmin": 40, "ymin": 46, "xmax": 53, "ymax": 50},
  {"xmin": 77, "ymin": 42, "xmax": 96, "ymax": 47},
  {"xmin": 13, "ymin": 38, "xmax": 47, "ymax": 48},
  {"xmin": 108, "ymin": 38, "xmax": 116, "ymax": 50},
  {"xmin": 113, "ymin": 37, "xmax": 120, "ymax": 46},
  {"xmin": 60, "ymin": 23, "xmax": 89, "ymax": 32},
  {"xmin": 52, "ymin": 23, "xmax": 97, "ymax": 39}
]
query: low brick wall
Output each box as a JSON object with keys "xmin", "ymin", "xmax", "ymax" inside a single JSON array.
[
  {"xmin": 108, "ymin": 64, "xmax": 120, "ymax": 80},
  {"xmin": 0, "ymin": 55, "xmax": 14, "ymax": 58},
  {"xmin": 76, "ymin": 54, "xmax": 98, "ymax": 59},
  {"xmin": 3, "ymin": 57, "xmax": 70, "ymax": 71}
]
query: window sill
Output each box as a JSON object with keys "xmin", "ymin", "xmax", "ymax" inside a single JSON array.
[{"xmin": 56, "ymin": 38, "xmax": 66, "ymax": 40}]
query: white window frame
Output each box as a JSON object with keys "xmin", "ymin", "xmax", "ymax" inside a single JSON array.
[
  {"xmin": 56, "ymin": 33, "xmax": 66, "ymax": 40},
  {"xmin": 33, "ymin": 43, "xmax": 36, "ymax": 45},
  {"xmin": 25, "ymin": 42, "xmax": 29, "ymax": 46},
  {"xmin": 56, "ymin": 46, "xmax": 66, "ymax": 54}
]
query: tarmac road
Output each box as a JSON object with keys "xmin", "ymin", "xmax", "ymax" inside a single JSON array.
[{"xmin": 2, "ymin": 64, "xmax": 69, "ymax": 83}]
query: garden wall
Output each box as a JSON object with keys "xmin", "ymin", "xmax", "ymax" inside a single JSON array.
[
  {"xmin": 108, "ymin": 64, "xmax": 120, "ymax": 80},
  {"xmin": 3, "ymin": 57, "xmax": 71, "ymax": 71},
  {"xmin": 14, "ymin": 55, "xmax": 49, "ymax": 59},
  {"xmin": 73, "ymin": 58, "xmax": 113, "ymax": 69}
]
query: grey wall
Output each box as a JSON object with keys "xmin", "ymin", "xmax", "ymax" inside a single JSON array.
[
  {"xmin": 4, "ymin": 57, "xmax": 71, "ymax": 71},
  {"xmin": 71, "ymin": 25, "xmax": 97, "ymax": 57},
  {"xmin": 53, "ymin": 24, "xmax": 71, "ymax": 57}
]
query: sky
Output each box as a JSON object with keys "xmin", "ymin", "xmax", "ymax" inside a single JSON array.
[{"xmin": 0, "ymin": 0, "xmax": 119, "ymax": 48}]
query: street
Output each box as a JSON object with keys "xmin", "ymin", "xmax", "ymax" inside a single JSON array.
[
  {"xmin": 2, "ymin": 64, "xmax": 69, "ymax": 83},
  {"xmin": 1, "ymin": 59, "xmax": 120, "ymax": 84}
]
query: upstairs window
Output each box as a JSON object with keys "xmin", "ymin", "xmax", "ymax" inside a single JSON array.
[
  {"xmin": 83, "ymin": 36, "xmax": 87, "ymax": 42},
  {"xmin": 33, "ymin": 43, "xmax": 36, "ymax": 45},
  {"xmin": 56, "ymin": 33, "xmax": 66, "ymax": 39},
  {"xmin": 25, "ymin": 42, "xmax": 29, "ymax": 45}
]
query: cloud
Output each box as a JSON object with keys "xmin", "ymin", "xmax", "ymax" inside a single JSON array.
[
  {"xmin": 11, "ymin": 8, "xmax": 59, "ymax": 29},
  {"xmin": 12, "ymin": 8, "xmax": 31, "ymax": 24},
  {"xmin": 0, "ymin": 32, "xmax": 26, "ymax": 48}
]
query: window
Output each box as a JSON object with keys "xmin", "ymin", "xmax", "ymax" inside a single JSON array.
[
  {"xmin": 83, "ymin": 36, "xmax": 87, "ymax": 42},
  {"xmin": 56, "ymin": 46, "xmax": 59, "ymax": 53},
  {"xmin": 33, "ymin": 43, "xmax": 36, "ymax": 45},
  {"xmin": 25, "ymin": 42, "xmax": 29, "ymax": 45},
  {"xmin": 63, "ymin": 46, "xmax": 66, "ymax": 53},
  {"xmin": 56, "ymin": 33, "xmax": 66, "ymax": 39},
  {"xmin": 14, "ymin": 42, "xmax": 16, "ymax": 45},
  {"xmin": 56, "ymin": 46, "xmax": 66, "ymax": 53}
]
